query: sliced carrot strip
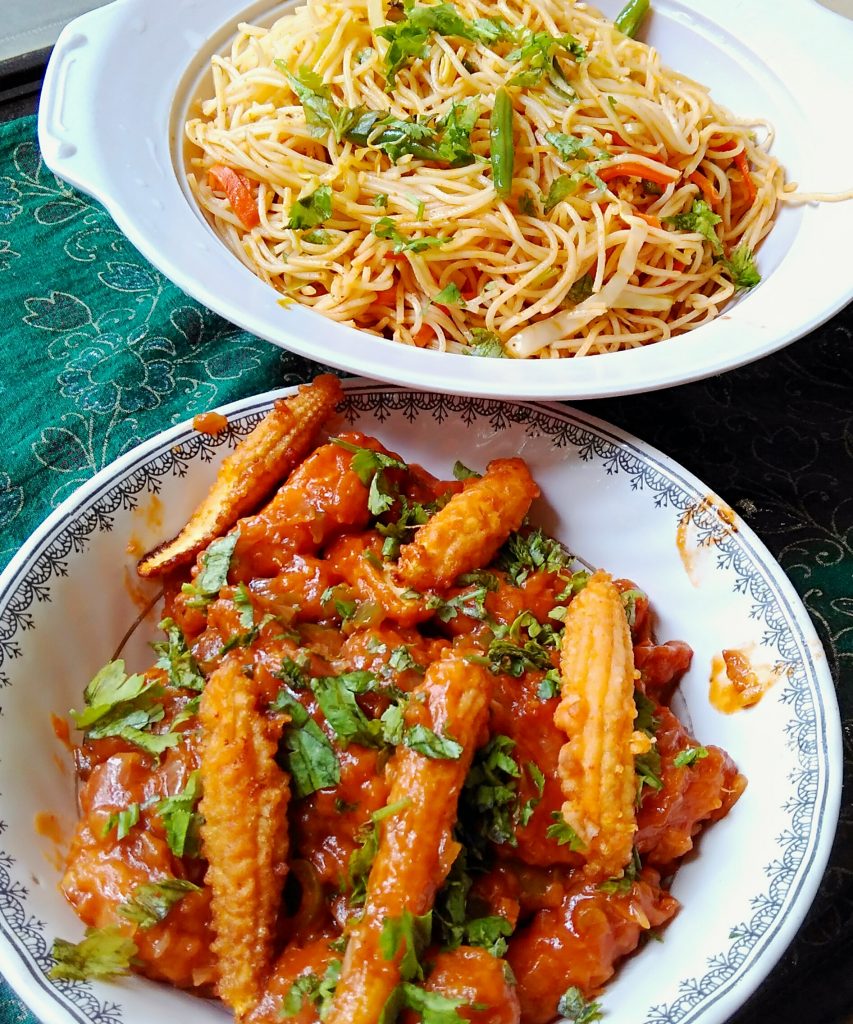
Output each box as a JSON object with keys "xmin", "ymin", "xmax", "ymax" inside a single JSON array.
[
  {"xmin": 687, "ymin": 170, "xmax": 720, "ymax": 212},
  {"xmin": 598, "ymin": 162, "xmax": 675, "ymax": 187},
  {"xmin": 412, "ymin": 324, "xmax": 435, "ymax": 347},
  {"xmin": 209, "ymin": 164, "xmax": 260, "ymax": 229},
  {"xmin": 634, "ymin": 211, "xmax": 662, "ymax": 229},
  {"xmin": 733, "ymin": 150, "xmax": 757, "ymax": 207}
]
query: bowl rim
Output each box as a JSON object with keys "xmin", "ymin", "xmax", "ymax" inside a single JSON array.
[
  {"xmin": 36, "ymin": 0, "xmax": 853, "ymax": 400},
  {"xmin": 0, "ymin": 379, "xmax": 842, "ymax": 1024}
]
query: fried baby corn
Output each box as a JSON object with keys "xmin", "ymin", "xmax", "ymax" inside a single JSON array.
[
  {"xmin": 199, "ymin": 657, "xmax": 291, "ymax": 1018},
  {"xmin": 397, "ymin": 458, "xmax": 539, "ymax": 591},
  {"xmin": 138, "ymin": 374, "xmax": 342, "ymax": 578},
  {"xmin": 554, "ymin": 571, "xmax": 640, "ymax": 880},
  {"xmin": 325, "ymin": 655, "xmax": 492, "ymax": 1024}
]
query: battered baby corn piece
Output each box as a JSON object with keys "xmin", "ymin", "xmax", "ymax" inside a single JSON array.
[
  {"xmin": 199, "ymin": 657, "xmax": 291, "ymax": 1018},
  {"xmin": 397, "ymin": 458, "xmax": 539, "ymax": 591},
  {"xmin": 137, "ymin": 374, "xmax": 342, "ymax": 578},
  {"xmin": 325, "ymin": 655, "xmax": 492, "ymax": 1024},
  {"xmin": 554, "ymin": 571, "xmax": 640, "ymax": 880}
]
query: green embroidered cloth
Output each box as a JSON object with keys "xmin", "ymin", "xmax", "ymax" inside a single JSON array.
[{"xmin": 1, "ymin": 113, "xmax": 851, "ymax": 1023}]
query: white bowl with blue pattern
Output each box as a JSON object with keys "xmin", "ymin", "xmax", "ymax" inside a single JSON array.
[{"xmin": 0, "ymin": 380, "xmax": 841, "ymax": 1024}]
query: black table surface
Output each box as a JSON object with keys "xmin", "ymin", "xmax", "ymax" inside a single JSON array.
[{"xmin": 1, "ymin": 49, "xmax": 851, "ymax": 1024}]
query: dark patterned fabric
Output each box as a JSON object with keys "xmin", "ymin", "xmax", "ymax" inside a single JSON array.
[{"xmin": 0, "ymin": 114, "xmax": 850, "ymax": 1024}]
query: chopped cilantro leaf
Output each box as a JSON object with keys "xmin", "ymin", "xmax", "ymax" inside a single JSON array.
[
  {"xmin": 673, "ymin": 745, "xmax": 709, "ymax": 768},
  {"xmin": 435, "ymin": 852, "xmax": 517, "ymax": 957},
  {"xmin": 181, "ymin": 532, "xmax": 239, "ymax": 609},
  {"xmin": 102, "ymin": 802, "xmax": 140, "ymax": 841},
  {"xmin": 635, "ymin": 747, "xmax": 664, "ymax": 806},
  {"xmin": 526, "ymin": 760, "xmax": 546, "ymax": 797},
  {"xmin": 721, "ymin": 244, "xmax": 760, "ymax": 289},
  {"xmin": 283, "ymin": 959, "xmax": 341, "ymax": 1018},
  {"xmin": 350, "ymin": 101, "xmax": 477, "ymax": 167},
  {"xmin": 379, "ymin": 909, "xmax": 433, "ymax": 980},
  {"xmin": 374, "ymin": 193, "xmax": 389, "ymax": 207},
  {"xmin": 433, "ymin": 584, "xmax": 493, "ymax": 623},
  {"xmin": 459, "ymin": 735, "xmax": 521, "ymax": 849},
  {"xmin": 303, "ymin": 228, "xmax": 331, "ymax": 245},
  {"xmin": 287, "ymin": 184, "xmax": 333, "ymax": 230},
  {"xmin": 72, "ymin": 661, "xmax": 149, "ymax": 730},
  {"xmin": 465, "ymin": 328, "xmax": 506, "ymax": 357},
  {"xmin": 545, "ymin": 131, "xmax": 598, "ymax": 162},
  {"xmin": 117, "ymin": 878, "xmax": 200, "ymax": 929},
  {"xmin": 393, "ymin": 983, "xmax": 468, "ymax": 1024},
  {"xmin": 369, "ymin": 117, "xmax": 439, "ymax": 161},
  {"xmin": 156, "ymin": 771, "xmax": 203, "ymax": 858},
  {"xmin": 284, "ymin": 718, "xmax": 341, "ymax": 798},
  {"xmin": 152, "ymin": 618, "xmax": 205, "ymax": 691},
  {"xmin": 470, "ymin": 16, "xmax": 520, "ymax": 43},
  {"xmin": 376, "ymin": 4, "xmax": 478, "ymax": 87},
  {"xmin": 435, "ymin": 851, "xmax": 473, "ymax": 948},
  {"xmin": 218, "ymin": 612, "xmax": 275, "ymax": 655},
  {"xmin": 508, "ymin": 30, "xmax": 585, "ymax": 91},
  {"xmin": 311, "ymin": 673, "xmax": 383, "ymax": 748},
  {"xmin": 372, "ymin": 217, "xmax": 449, "ymax": 254},
  {"xmin": 537, "ymin": 668, "xmax": 561, "ymax": 699},
  {"xmin": 331, "ymin": 437, "xmax": 408, "ymax": 516},
  {"xmin": 663, "ymin": 198, "xmax": 723, "ymax": 255},
  {"xmin": 271, "ymin": 686, "xmax": 310, "ymax": 725},
  {"xmin": 281, "ymin": 65, "xmax": 367, "ymax": 143},
  {"xmin": 620, "ymin": 587, "xmax": 645, "ymax": 628},
  {"xmin": 435, "ymin": 100, "xmax": 479, "ymax": 166},
  {"xmin": 546, "ymin": 811, "xmax": 585, "ymax": 849},
  {"xmin": 542, "ymin": 167, "xmax": 605, "ymax": 210},
  {"xmin": 388, "ymin": 645, "xmax": 423, "ymax": 674},
  {"xmin": 278, "ymin": 653, "xmax": 310, "ymax": 689},
  {"xmin": 452, "ymin": 460, "xmax": 481, "ymax": 480},
  {"xmin": 567, "ymin": 272, "xmax": 594, "ymax": 304},
  {"xmin": 482, "ymin": 612, "xmax": 561, "ymax": 677},
  {"xmin": 634, "ymin": 690, "xmax": 659, "ymax": 736},
  {"xmin": 405, "ymin": 724, "xmax": 463, "ymax": 760},
  {"xmin": 434, "ymin": 282, "xmax": 465, "ymax": 307},
  {"xmin": 233, "ymin": 582, "xmax": 255, "ymax": 629},
  {"xmin": 518, "ymin": 191, "xmax": 537, "ymax": 215},
  {"xmin": 49, "ymin": 927, "xmax": 137, "ymax": 981},
  {"xmin": 283, "ymin": 973, "xmax": 319, "ymax": 1016},
  {"xmin": 543, "ymin": 173, "xmax": 579, "ymax": 212},
  {"xmin": 377, "ymin": 494, "xmax": 437, "ymax": 560},
  {"xmin": 348, "ymin": 824, "xmax": 379, "ymax": 905},
  {"xmin": 498, "ymin": 527, "xmax": 572, "ymax": 585},
  {"xmin": 380, "ymin": 700, "xmax": 406, "ymax": 745},
  {"xmin": 348, "ymin": 801, "xmax": 409, "ymax": 904},
  {"xmin": 557, "ymin": 986, "xmax": 604, "ymax": 1022},
  {"xmin": 464, "ymin": 915, "xmax": 514, "ymax": 957},
  {"xmin": 598, "ymin": 847, "xmax": 642, "ymax": 894},
  {"xmin": 70, "ymin": 660, "xmax": 181, "ymax": 757}
]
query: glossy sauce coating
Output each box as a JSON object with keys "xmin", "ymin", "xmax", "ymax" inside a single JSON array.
[{"xmin": 60, "ymin": 430, "xmax": 743, "ymax": 1023}]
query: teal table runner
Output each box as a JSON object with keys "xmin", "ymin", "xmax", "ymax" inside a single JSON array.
[{"xmin": 1, "ymin": 114, "xmax": 851, "ymax": 1024}]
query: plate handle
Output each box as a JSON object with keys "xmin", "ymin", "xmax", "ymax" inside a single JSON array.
[{"xmin": 37, "ymin": 8, "xmax": 118, "ymax": 201}]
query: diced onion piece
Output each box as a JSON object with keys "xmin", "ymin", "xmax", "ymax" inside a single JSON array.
[
  {"xmin": 508, "ymin": 223, "xmax": 648, "ymax": 356},
  {"xmin": 610, "ymin": 287, "xmax": 674, "ymax": 311}
]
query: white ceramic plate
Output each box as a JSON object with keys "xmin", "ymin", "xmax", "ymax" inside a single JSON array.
[
  {"xmin": 37, "ymin": 0, "xmax": 853, "ymax": 401},
  {"xmin": 0, "ymin": 380, "xmax": 841, "ymax": 1024}
]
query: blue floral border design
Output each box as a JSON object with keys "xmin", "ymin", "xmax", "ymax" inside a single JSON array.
[{"xmin": 0, "ymin": 387, "xmax": 829, "ymax": 1024}]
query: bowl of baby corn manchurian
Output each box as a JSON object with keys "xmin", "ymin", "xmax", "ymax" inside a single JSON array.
[{"xmin": 53, "ymin": 376, "xmax": 743, "ymax": 1024}]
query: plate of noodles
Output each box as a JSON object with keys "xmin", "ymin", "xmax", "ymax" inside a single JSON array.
[
  {"xmin": 39, "ymin": 0, "xmax": 853, "ymax": 396},
  {"xmin": 0, "ymin": 378, "xmax": 842, "ymax": 1024}
]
